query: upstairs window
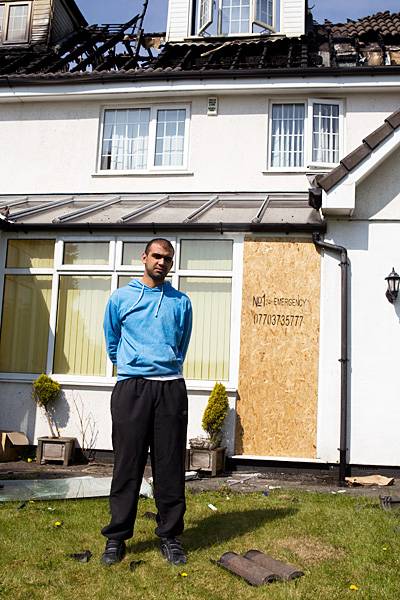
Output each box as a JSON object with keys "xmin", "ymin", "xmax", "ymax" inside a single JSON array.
[
  {"xmin": 196, "ymin": 0, "xmax": 276, "ymax": 36},
  {"xmin": 269, "ymin": 99, "xmax": 343, "ymax": 170},
  {"xmin": 100, "ymin": 105, "xmax": 189, "ymax": 172},
  {"xmin": 0, "ymin": 2, "xmax": 31, "ymax": 44}
]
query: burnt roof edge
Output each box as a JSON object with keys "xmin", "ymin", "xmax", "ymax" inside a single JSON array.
[{"xmin": 3, "ymin": 66, "xmax": 400, "ymax": 86}]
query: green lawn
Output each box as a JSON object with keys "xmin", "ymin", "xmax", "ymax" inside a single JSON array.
[{"xmin": 1, "ymin": 489, "xmax": 399, "ymax": 599}]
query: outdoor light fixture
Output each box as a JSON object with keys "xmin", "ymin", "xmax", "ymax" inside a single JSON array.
[{"xmin": 385, "ymin": 268, "xmax": 400, "ymax": 304}]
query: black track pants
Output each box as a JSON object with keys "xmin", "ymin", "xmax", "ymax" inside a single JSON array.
[{"xmin": 101, "ymin": 377, "xmax": 188, "ymax": 541}]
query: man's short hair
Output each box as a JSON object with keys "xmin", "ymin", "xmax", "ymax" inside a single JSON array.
[{"xmin": 144, "ymin": 238, "xmax": 174, "ymax": 256}]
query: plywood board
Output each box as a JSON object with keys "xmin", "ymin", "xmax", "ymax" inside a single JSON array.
[{"xmin": 236, "ymin": 239, "xmax": 320, "ymax": 458}]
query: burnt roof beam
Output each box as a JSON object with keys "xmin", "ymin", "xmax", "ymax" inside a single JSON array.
[{"xmin": 70, "ymin": 15, "xmax": 141, "ymax": 73}]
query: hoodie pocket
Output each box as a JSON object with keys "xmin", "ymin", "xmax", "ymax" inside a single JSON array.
[{"xmin": 135, "ymin": 342, "xmax": 179, "ymax": 370}]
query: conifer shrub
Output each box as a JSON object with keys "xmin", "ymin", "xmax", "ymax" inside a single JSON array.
[
  {"xmin": 201, "ymin": 382, "xmax": 229, "ymax": 447},
  {"xmin": 32, "ymin": 374, "xmax": 61, "ymax": 438}
]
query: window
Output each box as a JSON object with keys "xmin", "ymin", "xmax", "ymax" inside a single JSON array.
[
  {"xmin": 269, "ymin": 99, "xmax": 343, "ymax": 169},
  {"xmin": 100, "ymin": 106, "xmax": 189, "ymax": 172},
  {"xmin": 0, "ymin": 2, "xmax": 31, "ymax": 43},
  {"xmin": 0, "ymin": 237, "xmax": 237, "ymax": 384},
  {"xmin": 196, "ymin": 0, "xmax": 275, "ymax": 36}
]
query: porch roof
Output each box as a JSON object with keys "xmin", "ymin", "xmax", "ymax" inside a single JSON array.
[{"xmin": 0, "ymin": 192, "xmax": 324, "ymax": 233}]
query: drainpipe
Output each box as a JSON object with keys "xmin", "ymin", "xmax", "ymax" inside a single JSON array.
[{"xmin": 312, "ymin": 233, "xmax": 349, "ymax": 484}]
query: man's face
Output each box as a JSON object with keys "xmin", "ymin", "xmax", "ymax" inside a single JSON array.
[{"xmin": 141, "ymin": 242, "xmax": 174, "ymax": 283}]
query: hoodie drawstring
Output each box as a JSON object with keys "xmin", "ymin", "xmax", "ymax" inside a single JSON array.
[{"xmin": 155, "ymin": 287, "xmax": 164, "ymax": 318}]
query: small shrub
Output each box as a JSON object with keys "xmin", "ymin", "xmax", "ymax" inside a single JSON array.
[
  {"xmin": 202, "ymin": 382, "xmax": 229, "ymax": 446},
  {"xmin": 32, "ymin": 374, "xmax": 61, "ymax": 438}
]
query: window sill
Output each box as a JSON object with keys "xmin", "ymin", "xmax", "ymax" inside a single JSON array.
[
  {"xmin": 92, "ymin": 170, "xmax": 194, "ymax": 178},
  {"xmin": 262, "ymin": 166, "xmax": 335, "ymax": 175},
  {"xmin": 0, "ymin": 375, "xmax": 237, "ymax": 394}
]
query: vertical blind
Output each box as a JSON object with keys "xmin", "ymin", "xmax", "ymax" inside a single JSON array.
[
  {"xmin": 0, "ymin": 275, "xmax": 52, "ymax": 373},
  {"xmin": 271, "ymin": 103, "xmax": 305, "ymax": 168},
  {"xmin": 6, "ymin": 239, "xmax": 55, "ymax": 268},
  {"xmin": 180, "ymin": 277, "xmax": 232, "ymax": 381},
  {"xmin": 54, "ymin": 276, "xmax": 110, "ymax": 376},
  {"xmin": 155, "ymin": 109, "xmax": 186, "ymax": 166}
]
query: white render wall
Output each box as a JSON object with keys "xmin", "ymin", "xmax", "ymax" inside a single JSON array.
[
  {"xmin": 0, "ymin": 91, "xmax": 400, "ymax": 195},
  {"xmin": 0, "ymin": 380, "xmax": 237, "ymax": 454},
  {"xmin": 318, "ymin": 150, "xmax": 400, "ymax": 466}
]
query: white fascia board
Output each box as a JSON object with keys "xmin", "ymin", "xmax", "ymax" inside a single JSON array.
[
  {"xmin": 322, "ymin": 126, "xmax": 400, "ymax": 215},
  {"xmin": 3, "ymin": 74, "xmax": 400, "ymax": 102}
]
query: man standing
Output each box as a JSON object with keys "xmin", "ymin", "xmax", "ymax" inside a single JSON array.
[{"xmin": 101, "ymin": 238, "xmax": 192, "ymax": 566}]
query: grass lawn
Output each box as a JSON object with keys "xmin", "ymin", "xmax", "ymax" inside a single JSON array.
[{"xmin": 1, "ymin": 488, "xmax": 400, "ymax": 599}]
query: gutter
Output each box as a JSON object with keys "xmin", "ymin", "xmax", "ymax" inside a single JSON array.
[
  {"xmin": 312, "ymin": 233, "xmax": 349, "ymax": 484},
  {"xmin": 1, "ymin": 65, "xmax": 400, "ymax": 87},
  {"xmin": 0, "ymin": 221, "xmax": 326, "ymax": 234}
]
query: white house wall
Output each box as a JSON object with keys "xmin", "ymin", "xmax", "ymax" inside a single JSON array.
[
  {"xmin": 0, "ymin": 92, "xmax": 400, "ymax": 195},
  {"xmin": 319, "ymin": 151, "xmax": 400, "ymax": 466},
  {"xmin": 0, "ymin": 379, "xmax": 237, "ymax": 454}
]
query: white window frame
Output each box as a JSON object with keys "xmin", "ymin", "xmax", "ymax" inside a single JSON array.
[
  {"xmin": 0, "ymin": 233, "xmax": 243, "ymax": 391},
  {"xmin": 196, "ymin": 0, "xmax": 276, "ymax": 36},
  {"xmin": 0, "ymin": 1, "xmax": 32, "ymax": 44},
  {"xmin": 307, "ymin": 98, "xmax": 344, "ymax": 169},
  {"xmin": 97, "ymin": 104, "xmax": 191, "ymax": 175},
  {"xmin": 267, "ymin": 98, "xmax": 344, "ymax": 172}
]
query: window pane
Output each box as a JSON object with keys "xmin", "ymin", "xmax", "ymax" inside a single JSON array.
[
  {"xmin": 63, "ymin": 242, "xmax": 109, "ymax": 265},
  {"xmin": 221, "ymin": 0, "xmax": 250, "ymax": 34},
  {"xmin": 180, "ymin": 277, "xmax": 231, "ymax": 381},
  {"xmin": 271, "ymin": 104, "xmax": 305, "ymax": 168},
  {"xmin": 6, "ymin": 3, "xmax": 29, "ymax": 42},
  {"xmin": 154, "ymin": 109, "xmax": 186, "ymax": 167},
  {"xmin": 122, "ymin": 242, "xmax": 145, "ymax": 267},
  {"xmin": 255, "ymin": 0, "xmax": 273, "ymax": 26},
  {"xmin": 0, "ymin": 275, "xmax": 52, "ymax": 373},
  {"xmin": 6, "ymin": 239, "xmax": 55, "ymax": 268},
  {"xmin": 101, "ymin": 108, "xmax": 150, "ymax": 171},
  {"xmin": 118, "ymin": 275, "xmax": 172, "ymax": 288},
  {"xmin": 54, "ymin": 276, "xmax": 110, "ymax": 375},
  {"xmin": 312, "ymin": 103, "xmax": 340, "ymax": 164},
  {"xmin": 180, "ymin": 240, "xmax": 233, "ymax": 270}
]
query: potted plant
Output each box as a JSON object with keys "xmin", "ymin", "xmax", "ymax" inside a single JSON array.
[
  {"xmin": 189, "ymin": 382, "xmax": 229, "ymax": 476},
  {"xmin": 33, "ymin": 374, "xmax": 75, "ymax": 465}
]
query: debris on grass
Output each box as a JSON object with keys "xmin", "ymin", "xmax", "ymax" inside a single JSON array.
[
  {"xmin": 345, "ymin": 475, "xmax": 394, "ymax": 487},
  {"xmin": 53, "ymin": 520, "xmax": 63, "ymax": 527},
  {"xmin": 129, "ymin": 560, "xmax": 144, "ymax": 571},
  {"xmin": 380, "ymin": 495, "xmax": 400, "ymax": 511},
  {"xmin": 179, "ymin": 572, "xmax": 188, "ymax": 577},
  {"xmin": 349, "ymin": 584, "xmax": 359, "ymax": 591},
  {"xmin": 69, "ymin": 550, "xmax": 92, "ymax": 563},
  {"xmin": 207, "ymin": 503, "xmax": 218, "ymax": 511},
  {"xmin": 243, "ymin": 550, "xmax": 304, "ymax": 581},
  {"xmin": 143, "ymin": 511, "xmax": 157, "ymax": 521}
]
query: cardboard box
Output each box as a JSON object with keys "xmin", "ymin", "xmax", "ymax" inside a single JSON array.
[{"xmin": 0, "ymin": 431, "xmax": 29, "ymax": 462}]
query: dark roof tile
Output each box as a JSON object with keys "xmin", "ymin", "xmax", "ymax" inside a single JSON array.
[
  {"xmin": 363, "ymin": 122, "xmax": 394, "ymax": 149},
  {"xmin": 340, "ymin": 143, "xmax": 371, "ymax": 171},
  {"xmin": 318, "ymin": 107, "xmax": 400, "ymax": 192}
]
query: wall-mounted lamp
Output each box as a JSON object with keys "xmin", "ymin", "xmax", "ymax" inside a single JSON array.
[{"xmin": 385, "ymin": 268, "xmax": 400, "ymax": 303}]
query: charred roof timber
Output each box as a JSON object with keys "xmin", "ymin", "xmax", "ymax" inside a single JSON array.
[{"xmin": 1, "ymin": 7, "xmax": 400, "ymax": 79}]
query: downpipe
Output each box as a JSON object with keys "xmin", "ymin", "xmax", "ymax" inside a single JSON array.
[{"xmin": 312, "ymin": 233, "xmax": 349, "ymax": 484}]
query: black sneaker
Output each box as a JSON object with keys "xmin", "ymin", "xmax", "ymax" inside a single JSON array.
[
  {"xmin": 101, "ymin": 539, "xmax": 126, "ymax": 566},
  {"xmin": 160, "ymin": 537, "xmax": 187, "ymax": 565}
]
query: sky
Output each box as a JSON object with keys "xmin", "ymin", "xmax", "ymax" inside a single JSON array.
[{"xmin": 75, "ymin": 1, "xmax": 400, "ymax": 31}]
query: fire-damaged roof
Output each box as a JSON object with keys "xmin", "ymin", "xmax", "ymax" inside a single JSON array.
[{"xmin": 1, "ymin": 10, "xmax": 400, "ymax": 81}]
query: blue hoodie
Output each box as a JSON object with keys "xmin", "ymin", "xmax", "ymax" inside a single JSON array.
[{"xmin": 104, "ymin": 279, "xmax": 192, "ymax": 380}]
